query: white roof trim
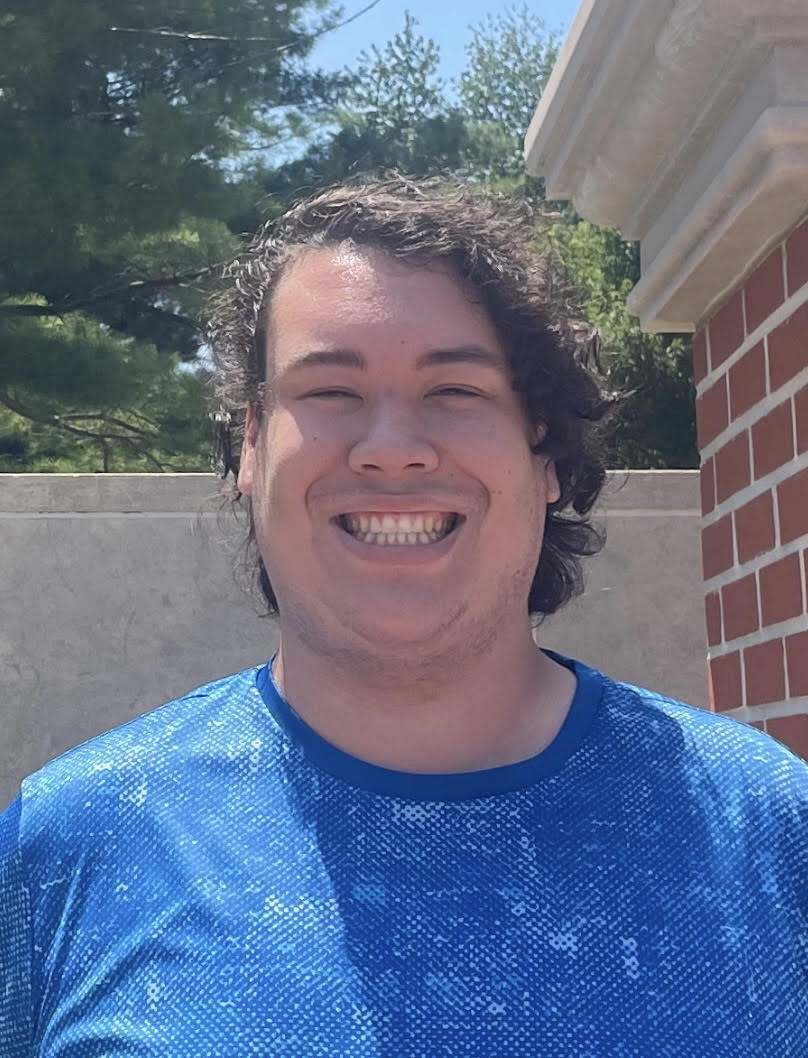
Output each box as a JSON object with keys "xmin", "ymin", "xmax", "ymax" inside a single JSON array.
[{"xmin": 525, "ymin": 1, "xmax": 808, "ymax": 331}]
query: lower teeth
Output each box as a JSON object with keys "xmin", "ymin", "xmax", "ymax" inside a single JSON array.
[{"xmin": 349, "ymin": 529, "xmax": 447, "ymax": 545}]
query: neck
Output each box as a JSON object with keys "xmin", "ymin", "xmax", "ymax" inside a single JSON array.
[{"xmin": 272, "ymin": 622, "xmax": 576, "ymax": 774}]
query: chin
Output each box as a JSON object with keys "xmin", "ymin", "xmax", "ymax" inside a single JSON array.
[
  {"xmin": 346, "ymin": 584, "xmax": 470, "ymax": 644},
  {"xmin": 276, "ymin": 581, "xmax": 462, "ymax": 644},
  {"xmin": 352, "ymin": 609, "xmax": 458, "ymax": 649}
]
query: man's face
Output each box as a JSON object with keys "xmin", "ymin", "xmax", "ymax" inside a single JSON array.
[{"xmin": 238, "ymin": 245, "xmax": 560, "ymax": 653}]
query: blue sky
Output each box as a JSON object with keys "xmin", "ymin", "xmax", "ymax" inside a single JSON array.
[{"xmin": 309, "ymin": 0, "xmax": 581, "ymax": 85}]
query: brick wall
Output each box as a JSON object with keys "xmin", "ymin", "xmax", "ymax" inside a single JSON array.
[{"xmin": 695, "ymin": 216, "xmax": 808, "ymax": 758}]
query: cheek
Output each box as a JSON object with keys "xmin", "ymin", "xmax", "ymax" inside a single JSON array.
[
  {"xmin": 255, "ymin": 415, "xmax": 334, "ymax": 523},
  {"xmin": 450, "ymin": 409, "xmax": 527, "ymax": 456},
  {"xmin": 462, "ymin": 418, "xmax": 539, "ymax": 488}
]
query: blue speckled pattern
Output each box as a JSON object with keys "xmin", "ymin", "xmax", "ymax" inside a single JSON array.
[{"xmin": 2, "ymin": 655, "xmax": 807, "ymax": 1056}]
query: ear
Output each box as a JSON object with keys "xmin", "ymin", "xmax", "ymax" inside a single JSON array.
[
  {"xmin": 237, "ymin": 403, "xmax": 260, "ymax": 496},
  {"xmin": 531, "ymin": 423, "xmax": 561, "ymax": 505},
  {"xmin": 543, "ymin": 456, "xmax": 561, "ymax": 505}
]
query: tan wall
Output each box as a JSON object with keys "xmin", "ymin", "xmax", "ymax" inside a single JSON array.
[{"xmin": 0, "ymin": 471, "xmax": 705, "ymax": 810}]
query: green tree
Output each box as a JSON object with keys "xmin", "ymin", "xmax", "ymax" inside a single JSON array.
[
  {"xmin": 458, "ymin": 6, "xmax": 558, "ymax": 188},
  {"xmin": 0, "ymin": 0, "xmax": 339, "ymax": 470},
  {"xmin": 547, "ymin": 221, "xmax": 698, "ymax": 468},
  {"xmin": 266, "ymin": 11, "xmax": 467, "ymax": 197}
]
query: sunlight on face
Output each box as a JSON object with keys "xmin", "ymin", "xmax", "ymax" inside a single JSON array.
[{"xmin": 238, "ymin": 245, "xmax": 559, "ymax": 658}]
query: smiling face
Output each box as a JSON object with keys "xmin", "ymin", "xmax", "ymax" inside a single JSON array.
[{"xmin": 237, "ymin": 244, "xmax": 560, "ymax": 657}]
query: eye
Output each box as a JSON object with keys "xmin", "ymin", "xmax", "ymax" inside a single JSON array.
[
  {"xmin": 428, "ymin": 386, "xmax": 486, "ymax": 398},
  {"xmin": 302, "ymin": 389, "xmax": 361, "ymax": 401}
]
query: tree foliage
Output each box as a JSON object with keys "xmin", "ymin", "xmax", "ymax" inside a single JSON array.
[
  {"xmin": 458, "ymin": 7, "xmax": 558, "ymax": 186},
  {"xmin": 547, "ymin": 221, "xmax": 698, "ymax": 468},
  {"xmin": 3, "ymin": 2, "xmax": 698, "ymax": 471},
  {"xmin": 0, "ymin": 0, "xmax": 338, "ymax": 470},
  {"xmin": 265, "ymin": 12, "xmax": 467, "ymax": 196}
]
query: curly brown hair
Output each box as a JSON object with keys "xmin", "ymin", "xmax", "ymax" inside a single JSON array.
[{"xmin": 207, "ymin": 174, "xmax": 617, "ymax": 619}]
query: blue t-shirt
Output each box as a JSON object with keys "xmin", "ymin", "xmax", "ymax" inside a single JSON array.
[{"xmin": 1, "ymin": 654, "xmax": 806, "ymax": 1056}]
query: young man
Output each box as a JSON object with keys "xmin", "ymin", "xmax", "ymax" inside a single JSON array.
[{"xmin": 2, "ymin": 178, "xmax": 806, "ymax": 1055}]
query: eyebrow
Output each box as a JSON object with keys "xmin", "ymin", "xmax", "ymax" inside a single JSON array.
[{"xmin": 282, "ymin": 345, "xmax": 505, "ymax": 374}]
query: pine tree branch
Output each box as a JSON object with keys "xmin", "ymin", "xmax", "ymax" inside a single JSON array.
[
  {"xmin": 108, "ymin": 0, "xmax": 383, "ymax": 51},
  {"xmin": 0, "ymin": 265, "xmax": 222, "ymax": 318},
  {"xmin": 0, "ymin": 391, "xmax": 172, "ymax": 471},
  {"xmin": 108, "ymin": 26, "xmax": 288, "ymax": 43}
]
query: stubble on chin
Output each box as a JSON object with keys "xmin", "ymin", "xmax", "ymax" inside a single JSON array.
[{"xmin": 275, "ymin": 564, "xmax": 533, "ymax": 695}]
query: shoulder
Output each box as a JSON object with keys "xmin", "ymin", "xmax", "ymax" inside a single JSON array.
[
  {"xmin": 15, "ymin": 667, "xmax": 263, "ymax": 841},
  {"xmin": 606, "ymin": 669, "xmax": 803, "ymax": 760},
  {"xmin": 589, "ymin": 664, "xmax": 808, "ymax": 818}
]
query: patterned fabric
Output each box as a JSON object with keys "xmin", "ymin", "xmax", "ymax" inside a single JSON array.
[{"xmin": 1, "ymin": 654, "xmax": 807, "ymax": 1056}]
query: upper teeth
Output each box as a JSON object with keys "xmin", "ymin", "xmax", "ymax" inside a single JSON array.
[
  {"xmin": 341, "ymin": 512, "xmax": 458, "ymax": 544},
  {"xmin": 344, "ymin": 513, "xmax": 450, "ymax": 535}
]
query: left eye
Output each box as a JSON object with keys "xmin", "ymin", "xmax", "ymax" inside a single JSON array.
[
  {"xmin": 429, "ymin": 386, "xmax": 483, "ymax": 398},
  {"xmin": 305, "ymin": 389, "xmax": 360, "ymax": 399}
]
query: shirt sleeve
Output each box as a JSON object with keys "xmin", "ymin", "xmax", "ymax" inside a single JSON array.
[{"xmin": 0, "ymin": 795, "xmax": 33, "ymax": 1057}]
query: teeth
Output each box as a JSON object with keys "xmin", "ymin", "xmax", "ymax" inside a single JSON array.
[
  {"xmin": 346, "ymin": 514, "xmax": 451, "ymax": 534},
  {"xmin": 342, "ymin": 512, "xmax": 459, "ymax": 545}
]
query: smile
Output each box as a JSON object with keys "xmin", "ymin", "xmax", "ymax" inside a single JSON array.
[{"xmin": 337, "ymin": 512, "xmax": 461, "ymax": 545}]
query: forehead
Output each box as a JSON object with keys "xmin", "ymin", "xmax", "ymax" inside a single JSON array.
[{"xmin": 266, "ymin": 245, "xmax": 503, "ymax": 356}]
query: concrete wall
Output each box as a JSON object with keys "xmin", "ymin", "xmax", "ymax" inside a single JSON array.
[{"xmin": 0, "ymin": 471, "xmax": 704, "ymax": 811}]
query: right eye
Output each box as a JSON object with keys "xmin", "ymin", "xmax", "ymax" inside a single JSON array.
[{"xmin": 301, "ymin": 389, "xmax": 361, "ymax": 400}]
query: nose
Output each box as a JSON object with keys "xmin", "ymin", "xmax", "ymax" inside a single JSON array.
[{"xmin": 347, "ymin": 399, "xmax": 440, "ymax": 477}]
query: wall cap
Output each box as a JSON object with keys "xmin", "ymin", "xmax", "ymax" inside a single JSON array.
[{"xmin": 0, "ymin": 471, "xmax": 699, "ymax": 514}]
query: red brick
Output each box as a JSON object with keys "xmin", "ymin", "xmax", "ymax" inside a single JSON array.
[
  {"xmin": 700, "ymin": 458, "xmax": 715, "ymax": 516},
  {"xmin": 708, "ymin": 291, "xmax": 745, "ymax": 368},
  {"xmin": 759, "ymin": 553, "xmax": 803, "ymax": 626},
  {"xmin": 744, "ymin": 638, "xmax": 786, "ymax": 706},
  {"xmin": 728, "ymin": 342, "xmax": 766, "ymax": 418},
  {"xmin": 786, "ymin": 631, "xmax": 808, "ymax": 697},
  {"xmin": 696, "ymin": 377, "xmax": 729, "ymax": 448},
  {"xmin": 749, "ymin": 721, "xmax": 766, "ymax": 731},
  {"xmin": 786, "ymin": 216, "xmax": 808, "ymax": 297},
  {"xmin": 734, "ymin": 491, "xmax": 775, "ymax": 564},
  {"xmin": 715, "ymin": 431, "xmax": 751, "ymax": 503},
  {"xmin": 692, "ymin": 330, "xmax": 708, "ymax": 385},
  {"xmin": 777, "ymin": 466, "xmax": 808, "ymax": 545},
  {"xmin": 751, "ymin": 401, "xmax": 794, "ymax": 479},
  {"xmin": 708, "ymin": 650, "xmax": 742, "ymax": 712},
  {"xmin": 736, "ymin": 490, "xmax": 774, "ymax": 567},
  {"xmin": 721, "ymin": 574, "xmax": 759, "ymax": 640},
  {"xmin": 796, "ymin": 385, "xmax": 808, "ymax": 454},
  {"xmin": 744, "ymin": 248, "xmax": 785, "ymax": 334},
  {"xmin": 705, "ymin": 591, "xmax": 722, "ymax": 647},
  {"xmin": 766, "ymin": 715, "xmax": 808, "ymax": 761},
  {"xmin": 702, "ymin": 515, "xmax": 734, "ymax": 580},
  {"xmin": 767, "ymin": 302, "xmax": 808, "ymax": 391}
]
